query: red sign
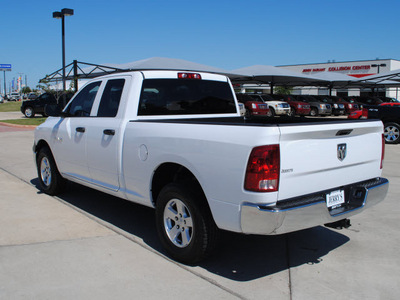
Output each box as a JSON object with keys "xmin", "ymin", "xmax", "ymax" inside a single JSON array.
[{"xmin": 302, "ymin": 64, "xmax": 372, "ymax": 73}]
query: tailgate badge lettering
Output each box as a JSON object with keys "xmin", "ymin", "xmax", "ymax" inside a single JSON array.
[{"xmin": 337, "ymin": 144, "xmax": 347, "ymax": 161}]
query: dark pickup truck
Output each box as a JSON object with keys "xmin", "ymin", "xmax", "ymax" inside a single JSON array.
[
  {"xmin": 366, "ymin": 105, "xmax": 400, "ymax": 144},
  {"xmin": 21, "ymin": 92, "xmax": 74, "ymax": 118}
]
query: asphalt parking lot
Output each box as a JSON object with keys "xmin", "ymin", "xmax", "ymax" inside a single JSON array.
[{"xmin": 0, "ymin": 115, "xmax": 399, "ymax": 299}]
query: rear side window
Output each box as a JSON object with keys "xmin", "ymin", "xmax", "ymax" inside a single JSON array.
[
  {"xmin": 97, "ymin": 79, "xmax": 125, "ymax": 117},
  {"xmin": 138, "ymin": 79, "xmax": 236, "ymax": 116},
  {"xmin": 38, "ymin": 93, "xmax": 56, "ymax": 104},
  {"xmin": 66, "ymin": 81, "xmax": 101, "ymax": 117}
]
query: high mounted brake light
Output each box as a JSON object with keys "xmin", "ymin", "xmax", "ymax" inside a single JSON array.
[
  {"xmin": 178, "ymin": 73, "xmax": 202, "ymax": 79},
  {"xmin": 381, "ymin": 133, "xmax": 385, "ymax": 169},
  {"xmin": 244, "ymin": 145, "xmax": 280, "ymax": 192}
]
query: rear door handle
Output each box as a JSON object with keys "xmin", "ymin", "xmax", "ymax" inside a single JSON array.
[
  {"xmin": 103, "ymin": 129, "xmax": 115, "ymax": 136},
  {"xmin": 76, "ymin": 127, "xmax": 85, "ymax": 133}
]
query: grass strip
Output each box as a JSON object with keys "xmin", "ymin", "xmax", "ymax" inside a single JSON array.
[
  {"xmin": 0, "ymin": 118, "xmax": 46, "ymax": 126},
  {"xmin": 0, "ymin": 102, "xmax": 22, "ymax": 112}
]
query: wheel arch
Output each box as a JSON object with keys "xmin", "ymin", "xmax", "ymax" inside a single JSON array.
[
  {"xmin": 34, "ymin": 139, "xmax": 50, "ymax": 153},
  {"xmin": 151, "ymin": 163, "xmax": 208, "ymax": 209},
  {"xmin": 34, "ymin": 140, "xmax": 52, "ymax": 161}
]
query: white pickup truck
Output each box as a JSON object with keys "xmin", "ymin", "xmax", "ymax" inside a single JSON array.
[{"xmin": 34, "ymin": 70, "xmax": 388, "ymax": 264}]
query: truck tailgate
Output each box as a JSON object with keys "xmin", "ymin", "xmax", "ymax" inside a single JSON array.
[{"xmin": 278, "ymin": 120, "xmax": 383, "ymax": 200}]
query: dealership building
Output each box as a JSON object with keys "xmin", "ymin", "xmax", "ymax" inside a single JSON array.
[{"xmin": 278, "ymin": 58, "xmax": 400, "ymax": 98}]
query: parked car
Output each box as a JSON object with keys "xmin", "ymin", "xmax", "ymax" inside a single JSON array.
[
  {"xmin": 355, "ymin": 96, "xmax": 384, "ymax": 106},
  {"xmin": 0, "ymin": 95, "xmax": 4, "ymax": 104},
  {"xmin": 340, "ymin": 96, "xmax": 362, "ymax": 113},
  {"xmin": 314, "ymin": 96, "xmax": 346, "ymax": 116},
  {"xmin": 9, "ymin": 92, "xmax": 21, "ymax": 101},
  {"xmin": 274, "ymin": 94, "xmax": 310, "ymax": 117},
  {"xmin": 249, "ymin": 94, "xmax": 291, "ymax": 116},
  {"xmin": 235, "ymin": 93, "xmax": 269, "ymax": 118},
  {"xmin": 20, "ymin": 92, "xmax": 74, "ymax": 118},
  {"xmin": 296, "ymin": 95, "xmax": 332, "ymax": 116},
  {"xmin": 348, "ymin": 110, "xmax": 363, "ymax": 119},
  {"xmin": 238, "ymin": 102, "xmax": 246, "ymax": 116},
  {"xmin": 377, "ymin": 97, "xmax": 400, "ymax": 106},
  {"xmin": 365, "ymin": 105, "xmax": 400, "ymax": 144}
]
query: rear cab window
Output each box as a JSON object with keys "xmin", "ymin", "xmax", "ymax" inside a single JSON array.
[
  {"xmin": 97, "ymin": 79, "xmax": 125, "ymax": 117},
  {"xmin": 138, "ymin": 76, "xmax": 236, "ymax": 116}
]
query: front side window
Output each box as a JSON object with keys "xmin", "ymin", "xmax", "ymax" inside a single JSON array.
[
  {"xmin": 138, "ymin": 79, "xmax": 236, "ymax": 116},
  {"xmin": 97, "ymin": 79, "xmax": 125, "ymax": 117},
  {"xmin": 65, "ymin": 81, "xmax": 101, "ymax": 117}
]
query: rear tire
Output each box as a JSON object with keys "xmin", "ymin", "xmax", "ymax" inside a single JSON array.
[
  {"xmin": 36, "ymin": 147, "xmax": 66, "ymax": 195},
  {"xmin": 384, "ymin": 122, "xmax": 400, "ymax": 144},
  {"xmin": 155, "ymin": 182, "xmax": 219, "ymax": 264}
]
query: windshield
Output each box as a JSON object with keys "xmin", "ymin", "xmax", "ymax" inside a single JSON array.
[{"xmin": 138, "ymin": 79, "xmax": 236, "ymax": 116}]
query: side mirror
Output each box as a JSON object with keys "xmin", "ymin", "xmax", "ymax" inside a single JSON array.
[{"xmin": 44, "ymin": 104, "xmax": 62, "ymax": 117}]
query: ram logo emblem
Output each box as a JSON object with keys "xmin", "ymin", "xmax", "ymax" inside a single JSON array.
[{"xmin": 337, "ymin": 143, "xmax": 347, "ymax": 162}]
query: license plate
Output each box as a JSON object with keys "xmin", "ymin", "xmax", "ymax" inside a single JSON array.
[{"xmin": 326, "ymin": 190, "xmax": 345, "ymax": 208}]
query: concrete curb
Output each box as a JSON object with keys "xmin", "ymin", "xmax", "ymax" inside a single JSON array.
[{"xmin": 0, "ymin": 121, "xmax": 37, "ymax": 128}]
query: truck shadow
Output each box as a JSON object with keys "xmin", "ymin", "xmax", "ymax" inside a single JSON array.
[{"xmin": 31, "ymin": 179, "xmax": 350, "ymax": 282}]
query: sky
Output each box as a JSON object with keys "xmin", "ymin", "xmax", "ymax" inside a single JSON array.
[{"xmin": 1, "ymin": 0, "xmax": 400, "ymax": 92}]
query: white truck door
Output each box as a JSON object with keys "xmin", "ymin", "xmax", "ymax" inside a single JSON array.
[
  {"xmin": 85, "ymin": 78, "xmax": 127, "ymax": 191},
  {"xmin": 51, "ymin": 81, "xmax": 102, "ymax": 182}
]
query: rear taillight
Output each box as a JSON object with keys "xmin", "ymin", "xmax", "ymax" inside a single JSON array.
[
  {"xmin": 381, "ymin": 133, "xmax": 385, "ymax": 169},
  {"xmin": 244, "ymin": 145, "xmax": 280, "ymax": 192},
  {"xmin": 178, "ymin": 72, "xmax": 201, "ymax": 79}
]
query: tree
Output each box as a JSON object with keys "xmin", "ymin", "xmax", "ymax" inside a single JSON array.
[
  {"xmin": 274, "ymin": 86, "xmax": 293, "ymax": 95},
  {"xmin": 21, "ymin": 86, "xmax": 32, "ymax": 94},
  {"xmin": 37, "ymin": 76, "xmax": 51, "ymax": 92}
]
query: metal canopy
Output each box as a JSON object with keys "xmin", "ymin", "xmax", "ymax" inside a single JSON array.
[
  {"xmin": 42, "ymin": 60, "xmax": 125, "ymax": 83},
  {"xmin": 111, "ymin": 57, "xmax": 229, "ymax": 74},
  {"xmin": 43, "ymin": 57, "xmax": 230, "ymax": 83},
  {"xmin": 229, "ymin": 65, "xmax": 327, "ymax": 86},
  {"xmin": 352, "ymin": 69, "xmax": 400, "ymax": 84},
  {"xmin": 41, "ymin": 58, "xmax": 400, "ymax": 93},
  {"xmin": 303, "ymin": 72, "xmax": 357, "ymax": 86}
]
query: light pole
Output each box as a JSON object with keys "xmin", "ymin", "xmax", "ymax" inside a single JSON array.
[
  {"xmin": 53, "ymin": 8, "xmax": 74, "ymax": 107},
  {"xmin": 371, "ymin": 63, "xmax": 386, "ymax": 74}
]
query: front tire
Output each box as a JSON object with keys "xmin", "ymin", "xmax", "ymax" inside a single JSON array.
[
  {"xmin": 36, "ymin": 147, "xmax": 66, "ymax": 195},
  {"xmin": 24, "ymin": 106, "xmax": 35, "ymax": 118},
  {"xmin": 267, "ymin": 107, "xmax": 275, "ymax": 117},
  {"xmin": 155, "ymin": 182, "xmax": 219, "ymax": 264},
  {"xmin": 384, "ymin": 122, "xmax": 400, "ymax": 144},
  {"xmin": 310, "ymin": 108, "xmax": 318, "ymax": 116}
]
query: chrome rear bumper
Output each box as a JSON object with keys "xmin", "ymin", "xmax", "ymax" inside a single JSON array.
[{"xmin": 240, "ymin": 178, "xmax": 389, "ymax": 235}]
